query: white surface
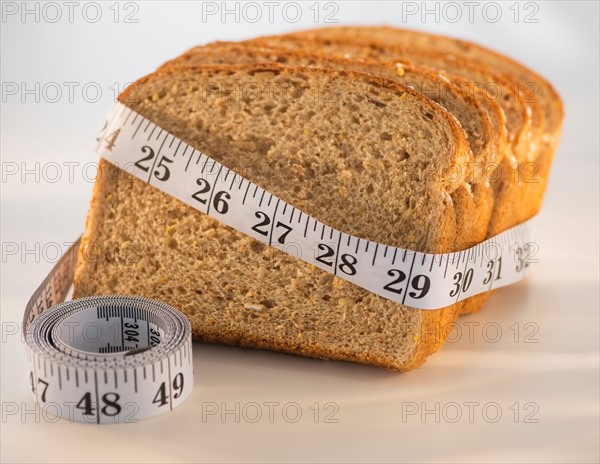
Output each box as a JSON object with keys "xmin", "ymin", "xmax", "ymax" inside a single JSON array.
[{"xmin": 1, "ymin": 1, "xmax": 598, "ymax": 463}]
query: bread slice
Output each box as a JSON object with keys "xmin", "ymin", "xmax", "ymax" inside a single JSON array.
[
  {"xmin": 74, "ymin": 63, "xmax": 476, "ymax": 370},
  {"xmin": 159, "ymin": 42, "xmax": 500, "ymax": 319},
  {"xmin": 159, "ymin": 42, "xmax": 496, "ymax": 247},
  {"xmin": 266, "ymin": 27, "xmax": 564, "ymax": 229},
  {"xmin": 248, "ymin": 33, "xmax": 547, "ymax": 317}
]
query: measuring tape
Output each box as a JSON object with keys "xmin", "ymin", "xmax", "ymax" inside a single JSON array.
[
  {"xmin": 23, "ymin": 239, "xmax": 194, "ymax": 424},
  {"xmin": 24, "ymin": 101, "xmax": 537, "ymax": 423},
  {"xmin": 96, "ymin": 102, "xmax": 537, "ymax": 311}
]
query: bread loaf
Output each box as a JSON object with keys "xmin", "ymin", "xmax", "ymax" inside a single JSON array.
[
  {"xmin": 160, "ymin": 42, "xmax": 497, "ymax": 248},
  {"xmin": 159, "ymin": 42, "xmax": 503, "ymax": 318},
  {"xmin": 74, "ymin": 28, "xmax": 562, "ymax": 370},
  {"xmin": 249, "ymin": 29, "xmax": 562, "ymax": 314},
  {"xmin": 166, "ymin": 40, "xmax": 519, "ymax": 317},
  {"xmin": 74, "ymin": 63, "xmax": 478, "ymax": 370}
]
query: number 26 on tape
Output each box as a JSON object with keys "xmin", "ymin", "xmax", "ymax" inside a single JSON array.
[{"xmin": 190, "ymin": 180, "xmax": 230, "ymax": 215}]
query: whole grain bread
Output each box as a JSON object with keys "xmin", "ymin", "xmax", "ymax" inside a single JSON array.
[
  {"xmin": 249, "ymin": 31, "xmax": 559, "ymax": 316},
  {"xmin": 249, "ymin": 34, "xmax": 540, "ymax": 233},
  {"xmin": 264, "ymin": 27, "xmax": 564, "ymax": 229},
  {"xmin": 74, "ymin": 63, "xmax": 478, "ymax": 370},
  {"xmin": 159, "ymin": 42, "xmax": 502, "ymax": 319},
  {"xmin": 159, "ymin": 42, "xmax": 497, "ymax": 247}
]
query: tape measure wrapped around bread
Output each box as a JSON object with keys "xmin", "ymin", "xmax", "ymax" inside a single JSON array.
[
  {"xmin": 73, "ymin": 29, "xmax": 561, "ymax": 371},
  {"xmin": 249, "ymin": 28, "xmax": 563, "ymax": 316}
]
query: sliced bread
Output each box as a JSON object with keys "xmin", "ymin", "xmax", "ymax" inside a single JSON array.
[
  {"xmin": 74, "ymin": 63, "xmax": 476, "ymax": 370},
  {"xmin": 159, "ymin": 42, "xmax": 497, "ymax": 246},
  {"xmin": 268, "ymin": 27, "xmax": 563, "ymax": 229},
  {"xmin": 159, "ymin": 42, "xmax": 502, "ymax": 319}
]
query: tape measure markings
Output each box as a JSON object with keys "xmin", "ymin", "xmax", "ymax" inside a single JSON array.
[
  {"xmin": 97, "ymin": 112, "xmax": 531, "ymax": 315},
  {"xmin": 23, "ymin": 245, "xmax": 194, "ymax": 424}
]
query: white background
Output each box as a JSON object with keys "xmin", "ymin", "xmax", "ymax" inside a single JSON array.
[{"xmin": 1, "ymin": 1, "xmax": 598, "ymax": 462}]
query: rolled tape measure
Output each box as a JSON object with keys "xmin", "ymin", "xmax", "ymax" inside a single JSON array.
[{"xmin": 23, "ymin": 240, "xmax": 194, "ymax": 424}]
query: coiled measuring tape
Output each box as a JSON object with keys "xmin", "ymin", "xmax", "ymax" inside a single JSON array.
[
  {"xmin": 23, "ymin": 240, "xmax": 194, "ymax": 424},
  {"xmin": 96, "ymin": 102, "xmax": 537, "ymax": 310}
]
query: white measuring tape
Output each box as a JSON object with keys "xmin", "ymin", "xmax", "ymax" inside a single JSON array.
[
  {"xmin": 24, "ymin": 101, "xmax": 537, "ymax": 423},
  {"xmin": 23, "ymin": 239, "xmax": 194, "ymax": 424},
  {"xmin": 96, "ymin": 102, "xmax": 537, "ymax": 311}
]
